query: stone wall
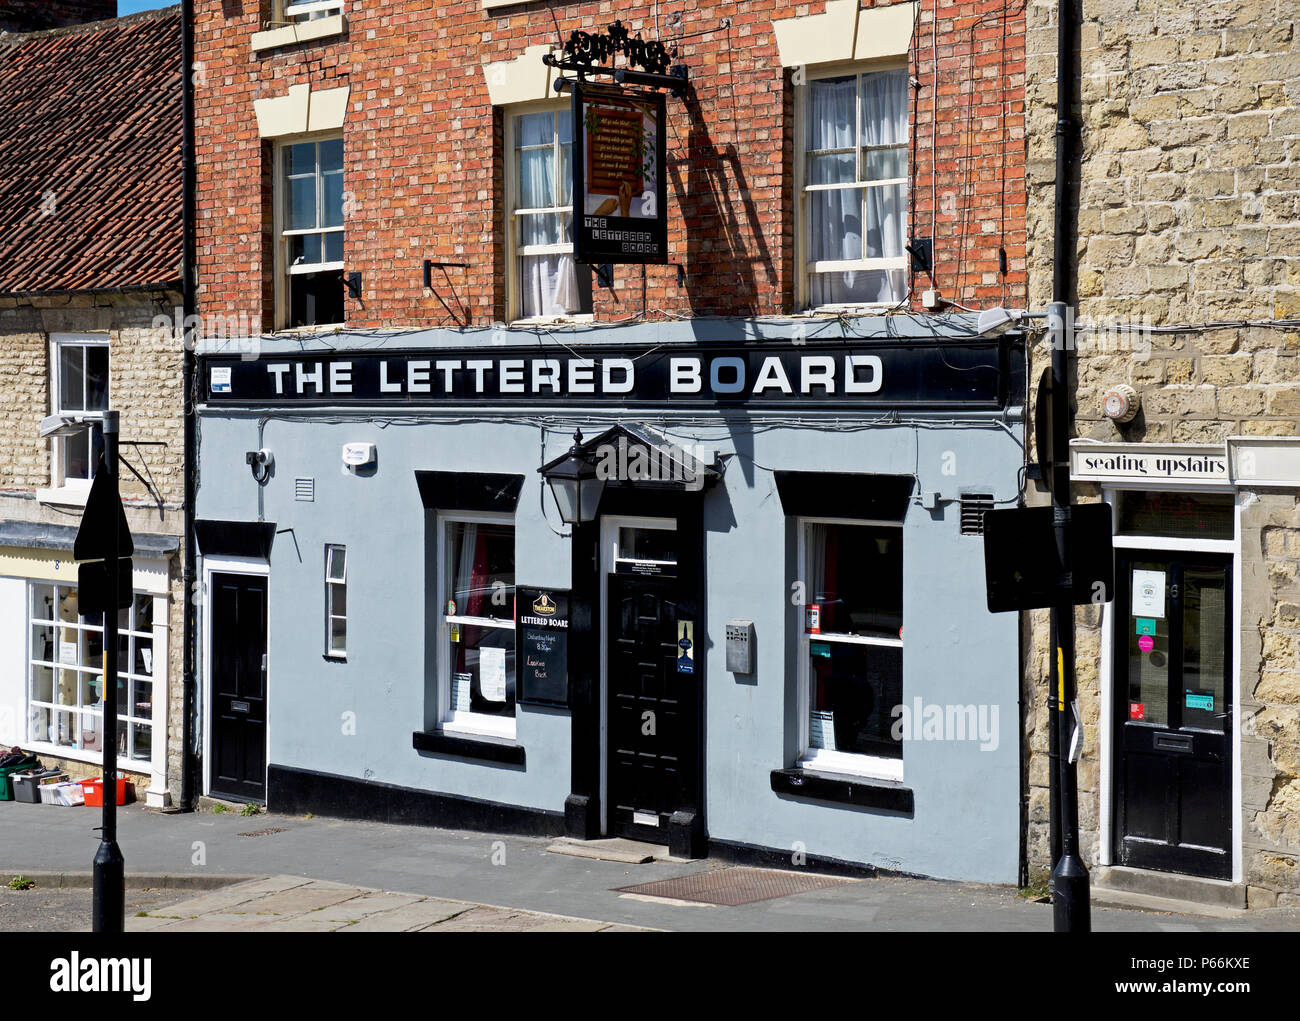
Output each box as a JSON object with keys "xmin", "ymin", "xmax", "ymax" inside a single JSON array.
[
  {"xmin": 0, "ymin": 290, "xmax": 188, "ymax": 805},
  {"xmin": 1024, "ymin": 0, "xmax": 1300, "ymax": 899}
]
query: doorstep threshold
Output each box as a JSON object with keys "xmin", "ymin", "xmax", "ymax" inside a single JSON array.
[{"xmin": 547, "ymin": 837, "xmax": 682, "ymax": 864}]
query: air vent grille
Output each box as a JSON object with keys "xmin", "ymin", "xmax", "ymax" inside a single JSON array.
[
  {"xmin": 960, "ymin": 493, "xmax": 994, "ymax": 535},
  {"xmin": 294, "ymin": 477, "xmax": 315, "ymax": 502}
]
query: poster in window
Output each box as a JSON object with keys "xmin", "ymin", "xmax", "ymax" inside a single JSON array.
[
  {"xmin": 516, "ymin": 587, "xmax": 569, "ymax": 707},
  {"xmin": 572, "ymin": 83, "xmax": 668, "ymax": 265}
]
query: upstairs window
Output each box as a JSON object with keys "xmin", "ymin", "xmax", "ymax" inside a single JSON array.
[
  {"xmin": 51, "ymin": 336, "xmax": 109, "ymax": 486},
  {"xmin": 508, "ymin": 106, "xmax": 592, "ymax": 321},
  {"xmin": 801, "ymin": 67, "xmax": 909, "ymax": 308},
  {"xmin": 282, "ymin": 0, "xmax": 343, "ymax": 22},
  {"xmin": 279, "ymin": 136, "xmax": 344, "ymax": 328}
]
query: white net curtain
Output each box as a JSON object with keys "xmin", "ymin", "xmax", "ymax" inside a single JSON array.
[
  {"xmin": 806, "ymin": 69, "xmax": 908, "ymax": 306},
  {"xmin": 515, "ymin": 110, "xmax": 587, "ymax": 318}
]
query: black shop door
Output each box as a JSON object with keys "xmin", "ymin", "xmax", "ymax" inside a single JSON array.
[
  {"xmin": 607, "ymin": 573, "xmax": 694, "ymax": 842},
  {"xmin": 210, "ymin": 573, "xmax": 268, "ymax": 802},
  {"xmin": 1113, "ymin": 552, "xmax": 1232, "ymax": 879}
]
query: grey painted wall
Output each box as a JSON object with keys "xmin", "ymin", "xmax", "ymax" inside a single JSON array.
[{"xmin": 196, "ymin": 317, "xmax": 1026, "ymax": 883}]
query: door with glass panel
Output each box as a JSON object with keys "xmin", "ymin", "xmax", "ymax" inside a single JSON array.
[{"xmin": 1113, "ymin": 552, "xmax": 1232, "ymax": 879}]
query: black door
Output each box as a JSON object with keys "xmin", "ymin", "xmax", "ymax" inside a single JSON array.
[
  {"xmin": 210, "ymin": 573, "xmax": 268, "ymax": 802},
  {"xmin": 1113, "ymin": 552, "xmax": 1232, "ymax": 879},
  {"xmin": 607, "ymin": 573, "xmax": 689, "ymax": 842}
]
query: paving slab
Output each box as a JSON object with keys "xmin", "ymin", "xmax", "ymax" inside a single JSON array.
[{"xmin": 341, "ymin": 898, "xmax": 471, "ymax": 932}]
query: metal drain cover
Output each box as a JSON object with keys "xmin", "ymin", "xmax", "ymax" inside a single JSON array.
[{"xmin": 615, "ymin": 866, "xmax": 855, "ymax": 906}]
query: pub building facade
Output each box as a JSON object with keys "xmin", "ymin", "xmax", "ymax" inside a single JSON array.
[{"xmin": 191, "ymin": 0, "xmax": 1031, "ymax": 880}]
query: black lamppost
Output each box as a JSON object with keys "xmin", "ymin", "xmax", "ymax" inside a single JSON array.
[
  {"xmin": 40, "ymin": 409, "xmax": 127, "ymax": 933},
  {"xmin": 540, "ymin": 429, "xmax": 607, "ymax": 526}
]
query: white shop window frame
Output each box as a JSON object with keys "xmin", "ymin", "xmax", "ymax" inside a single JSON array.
[
  {"xmin": 436, "ymin": 510, "xmax": 517, "ymax": 740},
  {"xmin": 324, "ymin": 543, "xmax": 347, "ymax": 659},
  {"xmin": 504, "ymin": 100, "xmax": 593, "ymax": 325},
  {"xmin": 796, "ymin": 515, "xmax": 905, "ymax": 782},
  {"xmin": 22, "ymin": 573, "xmax": 169, "ymax": 790},
  {"xmin": 794, "ymin": 59, "xmax": 910, "ymax": 313},
  {"xmin": 273, "ymin": 132, "xmax": 345, "ymax": 331},
  {"xmin": 40, "ymin": 333, "xmax": 110, "ymax": 504}
]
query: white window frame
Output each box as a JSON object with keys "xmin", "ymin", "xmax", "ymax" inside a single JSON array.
[
  {"xmin": 274, "ymin": 133, "xmax": 345, "ymax": 330},
  {"xmin": 45, "ymin": 333, "xmax": 110, "ymax": 496},
  {"xmin": 26, "ymin": 581, "xmax": 162, "ymax": 772},
  {"xmin": 796, "ymin": 515, "xmax": 905, "ymax": 781},
  {"xmin": 794, "ymin": 60, "xmax": 909, "ymax": 312},
  {"xmin": 436, "ymin": 511, "xmax": 517, "ymax": 740},
  {"xmin": 504, "ymin": 100, "xmax": 593, "ymax": 325},
  {"xmin": 282, "ymin": 0, "xmax": 343, "ymax": 22},
  {"xmin": 325, "ymin": 544, "xmax": 347, "ymax": 658}
]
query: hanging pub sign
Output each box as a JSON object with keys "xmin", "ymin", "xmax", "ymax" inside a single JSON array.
[{"xmin": 572, "ymin": 82, "xmax": 668, "ymax": 265}]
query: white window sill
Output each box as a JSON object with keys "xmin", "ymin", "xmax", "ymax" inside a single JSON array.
[
  {"xmin": 509, "ymin": 315, "xmax": 595, "ymax": 327},
  {"xmin": 442, "ymin": 715, "xmax": 516, "ymax": 741},
  {"xmin": 799, "ymin": 750, "xmax": 903, "ymax": 784},
  {"xmin": 36, "ymin": 485, "xmax": 91, "ymax": 508},
  {"xmin": 270, "ymin": 322, "xmax": 346, "ymax": 337},
  {"xmin": 252, "ymin": 14, "xmax": 346, "ymax": 53}
]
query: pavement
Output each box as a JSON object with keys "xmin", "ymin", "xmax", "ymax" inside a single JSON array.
[{"xmin": 5, "ymin": 799, "xmax": 1300, "ymax": 932}]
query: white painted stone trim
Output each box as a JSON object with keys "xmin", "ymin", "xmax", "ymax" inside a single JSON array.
[
  {"xmin": 254, "ymin": 82, "xmax": 351, "ymax": 139},
  {"xmin": 251, "ymin": 13, "xmax": 346, "ymax": 53},
  {"xmin": 483, "ymin": 44, "xmax": 556, "ymax": 106},
  {"xmin": 772, "ymin": 0, "xmax": 917, "ymax": 69},
  {"xmin": 1227, "ymin": 436, "xmax": 1300, "ymax": 488}
]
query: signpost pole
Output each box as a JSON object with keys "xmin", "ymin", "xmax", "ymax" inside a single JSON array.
[{"xmin": 92, "ymin": 409, "xmax": 125, "ymax": 934}]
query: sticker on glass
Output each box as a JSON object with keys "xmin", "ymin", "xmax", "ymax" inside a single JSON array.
[
  {"xmin": 451, "ymin": 671, "xmax": 472, "ymax": 712},
  {"xmin": 677, "ymin": 621, "xmax": 694, "ymax": 674},
  {"xmin": 1131, "ymin": 569, "xmax": 1166, "ymax": 618},
  {"xmin": 1129, "ymin": 702, "xmax": 1145, "ymax": 720},
  {"xmin": 1185, "ymin": 691, "xmax": 1214, "ymax": 712},
  {"xmin": 1138, "ymin": 634, "xmax": 1155, "ymax": 653},
  {"xmin": 1134, "ymin": 617, "xmax": 1156, "ymax": 636}
]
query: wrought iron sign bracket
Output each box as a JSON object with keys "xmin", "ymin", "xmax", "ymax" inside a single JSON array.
[{"xmin": 544, "ymin": 20, "xmax": 689, "ymax": 98}]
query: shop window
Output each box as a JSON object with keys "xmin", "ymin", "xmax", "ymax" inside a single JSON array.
[
  {"xmin": 799, "ymin": 67, "xmax": 908, "ymax": 309},
  {"xmin": 508, "ymin": 104, "xmax": 593, "ymax": 321},
  {"xmin": 50, "ymin": 335, "xmax": 109, "ymax": 487},
  {"xmin": 799, "ymin": 519, "xmax": 904, "ymax": 778},
  {"xmin": 325, "ymin": 544, "xmax": 347, "ymax": 658},
  {"xmin": 281, "ymin": 0, "xmax": 343, "ymax": 22},
  {"xmin": 439, "ymin": 515, "xmax": 516, "ymax": 738},
  {"xmin": 278, "ymin": 135, "xmax": 344, "ymax": 328},
  {"xmin": 28, "ymin": 583, "xmax": 155, "ymax": 764}
]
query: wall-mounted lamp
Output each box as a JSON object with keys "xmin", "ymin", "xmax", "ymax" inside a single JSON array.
[{"xmin": 539, "ymin": 429, "xmax": 606, "ymax": 526}]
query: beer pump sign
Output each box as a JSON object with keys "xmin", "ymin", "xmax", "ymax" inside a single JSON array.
[{"xmin": 572, "ymin": 83, "xmax": 668, "ymax": 265}]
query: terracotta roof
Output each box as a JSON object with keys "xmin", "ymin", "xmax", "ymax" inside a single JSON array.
[{"xmin": 0, "ymin": 8, "xmax": 182, "ymax": 295}]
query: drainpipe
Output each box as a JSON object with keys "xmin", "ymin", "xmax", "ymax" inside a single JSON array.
[
  {"xmin": 1048, "ymin": 0, "xmax": 1090, "ymax": 931},
  {"xmin": 180, "ymin": 0, "xmax": 199, "ymax": 811}
]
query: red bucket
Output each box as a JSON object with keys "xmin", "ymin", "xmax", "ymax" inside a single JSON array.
[{"xmin": 80, "ymin": 777, "xmax": 131, "ymax": 806}]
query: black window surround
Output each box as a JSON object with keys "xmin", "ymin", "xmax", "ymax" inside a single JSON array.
[
  {"xmin": 774, "ymin": 471, "xmax": 913, "ymax": 520},
  {"xmin": 412, "ymin": 728, "xmax": 525, "ymax": 767},
  {"xmin": 415, "ymin": 471, "xmax": 524, "ymax": 513},
  {"xmin": 770, "ymin": 766, "xmax": 913, "ymax": 814}
]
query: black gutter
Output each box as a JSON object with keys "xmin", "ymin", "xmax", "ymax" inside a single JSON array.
[
  {"xmin": 180, "ymin": 0, "xmax": 198, "ymax": 811},
  {"xmin": 0, "ymin": 281, "xmax": 182, "ymax": 299}
]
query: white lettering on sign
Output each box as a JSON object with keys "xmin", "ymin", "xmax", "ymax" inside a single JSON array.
[
  {"xmin": 329, "ymin": 361, "xmax": 352, "ymax": 393},
  {"xmin": 671, "ymin": 357, "xmax": 702, "ymax": 393}
]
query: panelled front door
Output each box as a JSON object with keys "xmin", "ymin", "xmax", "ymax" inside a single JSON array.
[
  {"xmin": 210, "ymin": 572, "xmax": 268, "ymax": 802},
  {"xmin": 1113, "ymin": 552, "xmax": 1232, "ymax": 879},
  {"xmin": 604, "ymin": 518, "xmax": 695, "ymax": 843}
]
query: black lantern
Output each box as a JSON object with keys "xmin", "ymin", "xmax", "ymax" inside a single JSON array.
[{"xmin": 540, "ymin": 429, "xmax": 605, "ymax": 525}]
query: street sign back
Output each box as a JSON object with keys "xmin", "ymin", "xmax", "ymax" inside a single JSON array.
[
  {"xmin": 73, "ymin": 453, "xmax": 134, "ymax": 561},
  {"xmin": 78, "ymin": 558, "xmax": 133, "ymax": 614}
]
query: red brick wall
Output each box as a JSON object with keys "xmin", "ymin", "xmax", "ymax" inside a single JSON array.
[
  {"xmin": 194, "ymin": 0, "xmax": 1025, "ymax": 328},
  {"xmin": 0, "ymin": 1, "xmax": 117, "ymax": 32}
]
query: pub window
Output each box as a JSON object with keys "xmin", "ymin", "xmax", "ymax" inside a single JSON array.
[
  {"xmin": 28, "ymin": 582, "xmax": 156, "ymax": 765},
  {"xmin": 799, "ymin": 66, "xmax": 908, "ymax": 309},
  {"xmin": 278, "ymin": 135, "xmax": 344, "ymax": 328},
  {"xmin": 507, "ymin": 104, "xmax": 593, "ymax": 321},
  {"xmin": 798, "ymin": 518, "xmax": 904, "ymax": 779},
  {"xmin": 281, "ymin": 0, "xmax": 343, "ymax": 22},
  {"xmin": 50, "ymin": 335, "xmax": 109, "ymax": 487},
  {"xmin": 439, "ymin": 514, "xmax": 517, "ymax": 738},
  {"xmin": 325, "ymin": 544, "xmax": 347, "ymax": 658}
]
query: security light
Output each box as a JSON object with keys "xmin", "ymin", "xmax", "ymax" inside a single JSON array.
[
  {"xmin": 976, "ymin": 307, "xmax": 1024, "ymax": 338},
  {"xmin": 39, "ymin": 413, "xmax": 95, "ymax": 439}
]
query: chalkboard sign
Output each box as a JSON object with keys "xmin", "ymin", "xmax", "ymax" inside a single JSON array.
[{"xmin": 516, "ymin": 587, "xmax": 570, "ymax": 707}]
